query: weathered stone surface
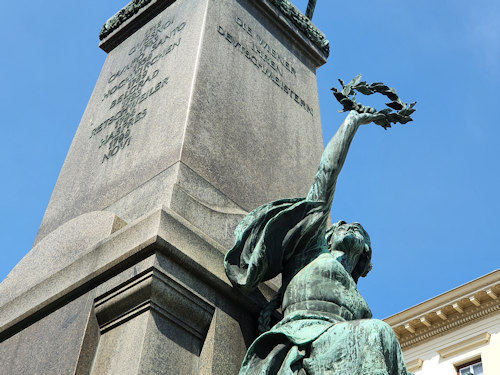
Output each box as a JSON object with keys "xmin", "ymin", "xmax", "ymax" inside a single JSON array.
[
  {"xmin": 0, "ymin": 208, "xmax": 211, "ymax": 333},
  {"xmin": 75, "ymin": 306, "xmax": 100, "ymax": 375},
  {"xmin": 35, "ymin": 0, "xmax": 325, "ymax": 251},
  {"xmin": 1, "ymin": 0, "xmax": 328, "ymax": 373},
  {"xmin": 0, "ymin": 211, "xmax": 125, "ymax": 306},
  {"xmin": 91, "ymin": 311, "xmax": 149, "ymax": 374},
  {"xmin": 182, "ymin": 0, "xmax": 325, "ymax": 212},
  {"xmin": 199, "ymin": 308, "xmax": 252, "ymax": 375},
  {"xmin": 0, "ymin": 293, "xmax": 96, "ymax": 375},
  {"xmin": 36, "ymin": 0, "xmax": 208, "ymax": 244},
  {"xmin": 0, "ymin": 208, "xmax": 269, "ymax": 373}
]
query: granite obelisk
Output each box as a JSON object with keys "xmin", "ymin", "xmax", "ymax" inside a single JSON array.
[{"xmin": 0, "ymin": 0, "xmax": 329, "ymax": 373}]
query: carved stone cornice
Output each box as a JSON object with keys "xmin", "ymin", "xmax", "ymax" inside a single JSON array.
[
  {"xmin": 94, "ymin": 266, "xmax": 215, "ymax": 338},
  {"xmin": 100, "ymin": 0, "xmax": 153, "ymax": 41},
  {"xmin": 99, "ymin": 0, "xmax": 330, "ymax": 57},
  {"xmin": 267, "ymin": 0, "xmax": 329, "ymax": 56},
  {"xmin": 398, "ymin": 299, "xmax": 500, "ymax": 349},
  {"xmin": 385, "ymin": 270, "xmax": 500, "ymax": 350}
]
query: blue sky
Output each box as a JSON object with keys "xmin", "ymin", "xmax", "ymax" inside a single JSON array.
[{"xmin": 0, "ymin": 0, "xmax": 498, "ymax": 319}]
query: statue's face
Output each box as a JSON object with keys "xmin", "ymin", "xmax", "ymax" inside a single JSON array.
[
  {"xmin": 330, "ymin": 222, "xmax": 366, "ymax": 253},
  {"xmin": 329, "ymin": 222, "xmax": 369, "ymax": 275}
]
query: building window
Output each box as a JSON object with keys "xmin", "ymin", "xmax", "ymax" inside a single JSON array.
[{"xmin": 456, "ymin": 359, "xmax": 483, "ymax": 375}]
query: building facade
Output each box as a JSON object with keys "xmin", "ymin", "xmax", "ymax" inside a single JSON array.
[{"xmin": 385, "ymin": 270, "xmax": 500, "ymax": 375}]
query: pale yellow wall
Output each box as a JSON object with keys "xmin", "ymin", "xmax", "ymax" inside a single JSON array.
[
  {"xmin": 403, "ymin": 314, "xmax": 500, "ymax": 375},
  {"xmin": 481, "ymin": 325, "xmax": 500, "ymax": 374}
]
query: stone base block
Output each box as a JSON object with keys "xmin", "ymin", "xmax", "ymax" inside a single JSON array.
[{"xmin": 0, "ymin": 207, "xmax": 272, "ymax": 374}]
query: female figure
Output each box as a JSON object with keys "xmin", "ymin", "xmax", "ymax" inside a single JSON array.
[{"xmin": 225, "ymin": 109, "xmax": 412, "ymax": 374}]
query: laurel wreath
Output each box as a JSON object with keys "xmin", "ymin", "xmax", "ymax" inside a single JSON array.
[{"xmin": 331, "ymin": 74, "xmax": 416, "ymax": 129}]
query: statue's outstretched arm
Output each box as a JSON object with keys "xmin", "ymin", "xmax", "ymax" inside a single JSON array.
[
  {"xmin": 308, "ymin": 75, "xmax": 416, "ymax": 209},
  {"xmin": 307, "ymin": 111, "xmax": 382, "ymax": 209}
]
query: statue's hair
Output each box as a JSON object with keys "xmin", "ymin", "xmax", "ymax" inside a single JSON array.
[{"xmin": 326, "ymin": 220, "xmax": 373, "ymax": 283}]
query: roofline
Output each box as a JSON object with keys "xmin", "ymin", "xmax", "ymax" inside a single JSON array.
[
  {"xmin": 385, "ymin": 269, "xmax": 500, "ymax": 326},
  {"xmin": 384, "ymin": 269, "xmax": 500, "ymax": 350}
]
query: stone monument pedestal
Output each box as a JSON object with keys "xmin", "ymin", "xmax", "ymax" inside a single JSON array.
[{"xmin": 0, "ymin": 0, "xmax": 328, "ymax": 373}]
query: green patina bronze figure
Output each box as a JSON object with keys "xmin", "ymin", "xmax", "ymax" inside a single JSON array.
[
  {"xmin": 225, "ymin": 75, "xmax": 416, "ymax": 374},
  {"xmin": 305, "ymin": 0, "xmax": 317, "ymax": 20}
]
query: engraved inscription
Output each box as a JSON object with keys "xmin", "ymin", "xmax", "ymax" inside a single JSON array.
[
  {"xmin": 217, "ymin": 17, "xmax": 313, "ymax": 116},
  {"xmin": 90, "ymin": 18, "xmax": 187, "ymax": 163},
  {"xmin": 235, "ymin": 17, "xmax": 296, "ymax": 77}
]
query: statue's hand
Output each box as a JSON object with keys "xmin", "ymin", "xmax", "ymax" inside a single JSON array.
[
  {"xmin": 333, "ymin": 75, "xmax": 416, "ymax": 129},
  {"xmin": 347, "ymin": 110, "xmax": 385, "ymax": 126}
]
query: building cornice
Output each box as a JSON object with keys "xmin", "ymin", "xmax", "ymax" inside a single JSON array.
[{"xmin": 384, "ymin": 269, "xmax": 500, "ymax": 349}]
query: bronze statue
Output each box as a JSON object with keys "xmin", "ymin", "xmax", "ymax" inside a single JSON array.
[
  {"xmin": 225, "ymin": 76, "xmax": 415, "ymax": 374},
  {"xmin": 306, "ymin": 0, "xmax": 317, "ymax": 20}
]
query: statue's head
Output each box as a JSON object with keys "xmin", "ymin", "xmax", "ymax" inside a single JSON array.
[{"xmin": 326, "ymin": 220, "xmax": 373, "ymax": 283}]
